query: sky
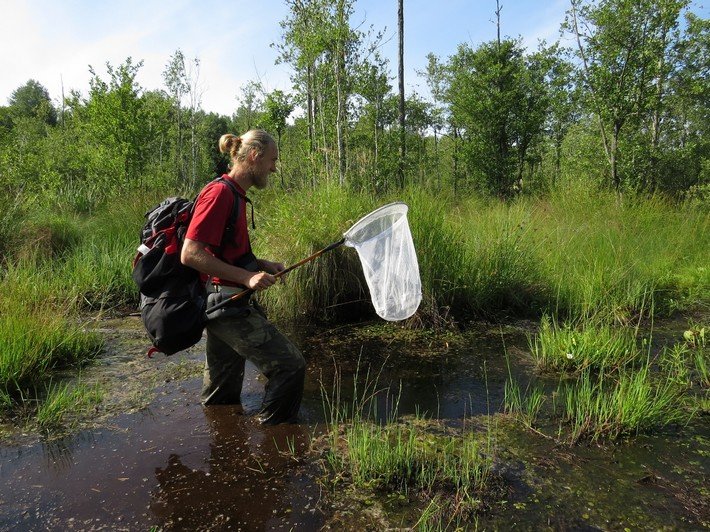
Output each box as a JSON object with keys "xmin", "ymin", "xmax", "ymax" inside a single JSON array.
[{"xmin": 1, "ymin": 0, "xmax": 577, "ymax": 115}]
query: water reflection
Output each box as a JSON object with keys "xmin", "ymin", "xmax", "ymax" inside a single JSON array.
[{"xmin": 150, "ymin": 405, "xmax": 321, "ymax": 530}]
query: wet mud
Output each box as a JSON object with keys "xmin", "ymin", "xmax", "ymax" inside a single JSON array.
[{"xmin": 0, "ymin": 316, "xmax": 708, "ymax": 530}]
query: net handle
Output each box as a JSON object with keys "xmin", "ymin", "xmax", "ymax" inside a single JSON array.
[{"xmin": 205, "ymin": 238, "xmax": 346, "ymax": 315}]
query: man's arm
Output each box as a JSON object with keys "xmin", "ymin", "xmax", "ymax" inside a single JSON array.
[{"xmin": 181, "ymin": 238, "xmax": 276, "ymax": 291}]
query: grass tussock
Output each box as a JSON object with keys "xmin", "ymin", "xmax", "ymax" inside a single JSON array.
[
  {"xmin": 0, "ymin": 308, "xmax": 103, "ymax": 395},
  {"xmin": 529, "ymin": 315, "xmax": 642, "ymax": 372},
  {"xmin": 507, "ymin": 315, "xmax": 702, "ymax": 444},
  {"xmin": 556, "ymin": 364, "xmax": 692, "ymax": 443},
  {"xmin": 318, "ymin": 363, "xmax": 495, "ymax": 526},
  {"xmin": 36, "ymin": 381, "xmax": 104, "ymax": 430}
]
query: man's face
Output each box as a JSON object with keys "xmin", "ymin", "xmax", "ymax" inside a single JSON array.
[{"xmin": 251, "ymin": 143, "xmax": 278, "ymax": 190}]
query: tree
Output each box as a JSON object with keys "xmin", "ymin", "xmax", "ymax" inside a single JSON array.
[
  {"xmin": 261, "ymin": 89, "xmax": 294, "ymax": 186},
  {"xmin": 277, "ymin": 0, "xmax": 365, "ymax": 185},
  {"xmin": 8, "ymin": 80, "xmax": 57, "ymax": 126},
  {"xmin": 565, "ymin": 0, "xmax": 690, "ymax": 191},
  {"xmin": 163, "ymin": 50, "xmax": 188, "ymax": 181},
  {"xmin": 445, "ymin": 39, "xmax": 550, "ymax": 196},
  {"xmin": 542, "ymin": 44, "xmax": 579, "ymax": 185},
  {"xmin": 233, "ymin": 81, "xmax": 264, "ymax": 133},
  {"xmin": 76, "ymin": 58, "xmax": 150, "ymax": 188},
  {"xmin": 353, "ymin": 53, "xmax": 392, "ymax": 186}
]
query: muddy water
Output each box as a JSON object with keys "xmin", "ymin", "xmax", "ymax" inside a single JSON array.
[
  {"xmin": 0, "ymin": 317, "xmax": 708, "ymax": 530},
  {"xmin": 0, "ymin": 365, "xmax": 322, "ymax": 530}
]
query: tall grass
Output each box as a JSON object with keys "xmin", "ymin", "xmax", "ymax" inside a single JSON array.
[
  {"xmin": 255, "ymin": 183, "xmax": 374, "ymax": 321},
  {"xmin": 0, "ymin": 308, "xmax": 103, "ymax": 394},
  {"xmin": 256, "ymin": 182, "xmax": 708, "ymax": 324},
  {"xmin": 529, "ymin": 183, "xmax": 709, "ymax": 319},
  {"xmin": 453, "ymin": 196, "xmax": 550, "ymax": 318},
  {"xmin": 0, "ymin": 188, "xmax": 152, "ymax": 418}
]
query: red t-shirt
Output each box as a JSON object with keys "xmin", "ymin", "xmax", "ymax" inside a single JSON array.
[{"xmin": 186, "ymin": 175, "xmax": 254, "ymax": 286}]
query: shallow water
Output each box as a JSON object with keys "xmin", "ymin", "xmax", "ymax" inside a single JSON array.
[{"xmin": 0, "ymin": 317, "xmax": 707, "ymax": 530}]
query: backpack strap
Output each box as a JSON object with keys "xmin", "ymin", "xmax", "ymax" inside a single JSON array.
[{"xmin": 211, "ymin": 177, "xmax": 258, "ymax": 270}]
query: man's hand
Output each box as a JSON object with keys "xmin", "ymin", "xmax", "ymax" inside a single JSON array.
[
  {"xmin": 247, "ymin": 271, "xmax": 277, "ymax": 291},
  {"xmin": 258, "ymin": 259, "xmax": 287, "ymax": 279}
]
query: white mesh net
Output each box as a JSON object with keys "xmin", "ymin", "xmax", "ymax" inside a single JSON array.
[{"xmin": 343, "ymin": 202, "xmax": 422, "ymax": 321}]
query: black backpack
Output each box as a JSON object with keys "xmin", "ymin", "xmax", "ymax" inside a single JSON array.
[{"xmin": 132, "ymin": 177, "xmax": 245, "ymax": 357}]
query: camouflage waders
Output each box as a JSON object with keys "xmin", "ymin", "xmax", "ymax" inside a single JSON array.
[{"xmin": 203, "ymin": 289, "xmax": 305, "ymax": 425}]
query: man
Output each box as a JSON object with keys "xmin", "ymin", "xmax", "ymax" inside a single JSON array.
[{"xmin": 181, "ymin": 129, "xmax": 305, "ymax": 425}]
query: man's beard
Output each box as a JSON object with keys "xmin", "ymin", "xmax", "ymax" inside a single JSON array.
[{"xmin": 250, "ymin": 169, "xmax": 269, "ymax": 189}]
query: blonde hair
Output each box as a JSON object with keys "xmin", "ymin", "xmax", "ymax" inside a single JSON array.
[{"xmin": 219, "ymin": 130, "xmax": 275, "ymax": 164}]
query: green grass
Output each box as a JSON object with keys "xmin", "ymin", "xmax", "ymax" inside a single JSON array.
[
  {"xmin": 253, "ymin": 182, "xmax": 708, "ymax": 324},
  {"xmin": 0, "ymin": 308, "xmax": 103, "ymax": 395},
  {"xmin": 529, "ymin": 184, "xmax": 709, "ymax": 320},
  {"xmin": 36, "ymin": 380, "xmax": 104, "ymax": 429},
  {"xmin": 693, "ymin": 348, "xmax": 709, "ymax": 388},
  {"xmin": 555, "ymin": 364, "xmax": 692, "ymax": 443},
  {"xmin": 503, "ymin": 379, "xmax": 546, "ymax": 428},
  {"xmin": 1, "ymin": 179, "xmax": 707, "ymax": 431},
  {"xmin": 0, "ymin": 187, "xmax": 151, "ymax": 423},
  {"xmin": 255, "ymin": 183, "xmax": 374, "ymax": 321},
  {"xmin": 509, "ymin": 317, "xmax": 699, "ymax": 443},
  {"xmin": 529, "ymin": 315, "xmax": 642, "ymax": 372},
  {"xmin": 318, "ymin": 363, "xmax": 494, "ymax": 526}
]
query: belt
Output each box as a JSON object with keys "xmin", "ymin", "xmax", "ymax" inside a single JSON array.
[{"xmin": 207, "ymin": 283, "xmax": 249, "ymax": 297}]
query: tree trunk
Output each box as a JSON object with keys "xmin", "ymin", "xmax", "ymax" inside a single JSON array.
[
  {"xmin": 398, "ymin": 0, "xmax": 406, "ymax": 188},
  {"xmin": 307, "ymin": 64, "xmax": 315, "ymax": 153},
  {"xmin": 611, "ymin": 124, "xmax": 620, "ymax": 191},
  {"xmin": 335, "ymin": 1, "xmax": 347, "ymax": 187}
]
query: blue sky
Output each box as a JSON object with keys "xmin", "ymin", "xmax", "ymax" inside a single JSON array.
[{"xmin": 1, "ymin": 0, "xmax": 585, "ymax": 115}]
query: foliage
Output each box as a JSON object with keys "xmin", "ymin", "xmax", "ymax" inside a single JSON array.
[
  {"xmin": 7, "ymin": 79, "xmax": 57, "ymax": 125},
  {"xmin": 564, "ymin": 0, "xmax": 705, "ymax": 193}
]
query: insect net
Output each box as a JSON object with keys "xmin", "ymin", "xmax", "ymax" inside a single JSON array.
[{"xmin": 343, "ymin": 202, "xmax": 422, "ymax": 321}]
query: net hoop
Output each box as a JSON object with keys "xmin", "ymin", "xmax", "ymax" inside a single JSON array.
[{"xmin": 343, "ymin": 201, "xmax": 409, "ymax": 247}]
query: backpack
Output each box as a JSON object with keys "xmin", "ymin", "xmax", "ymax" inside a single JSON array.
[{"xmin": 132, "ymin": 177, "xmax": 245, "ymax": 357}]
